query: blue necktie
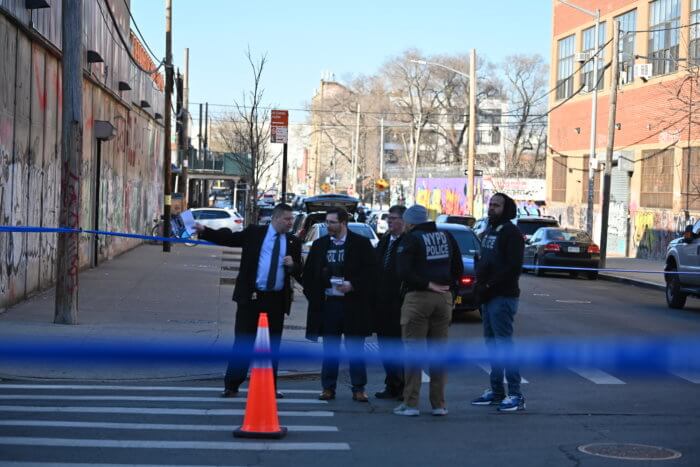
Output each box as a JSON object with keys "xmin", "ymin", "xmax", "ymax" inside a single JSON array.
[{"xmin": 266, "ymin": 233, "xmax": 281, "ymax": 291}]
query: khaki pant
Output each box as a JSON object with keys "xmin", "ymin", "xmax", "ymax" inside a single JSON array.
[{"xmin": 400, "ymin": 290, "xmax": 453, "ymax": 408}]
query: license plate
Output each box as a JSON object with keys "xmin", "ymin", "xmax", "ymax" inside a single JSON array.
[
  {"xmin": 455, "ymin": 296, "xmax": 462, "ymax": 305},
  {"xmin": 568, "ymin": 247, "xmax": 580, "ymax": 253}
]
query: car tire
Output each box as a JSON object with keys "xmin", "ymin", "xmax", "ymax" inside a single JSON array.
[
  {"xmin": 534, "ymin": 256, "xmax": 545, "ymax": 277},
  {"xmin": 665, "ymin": 266, "xmax": 687, "ymax": 309},
  {"xmin": 586, "ymin": 271, "xmax": 598, "ymax": 280}
]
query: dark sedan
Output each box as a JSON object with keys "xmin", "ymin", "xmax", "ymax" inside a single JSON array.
[
  {"xmin": 436, "ymin": 223, "xmax": 481, "ymax": 313},
  {"xmin": 523, "ymin": 228, "xmax": 600, "ymax": 280}
]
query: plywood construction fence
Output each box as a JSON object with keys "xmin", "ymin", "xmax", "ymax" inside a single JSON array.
[{"xmin": 0, "ymin": 5, "xmax": 164, "ymax": 310}]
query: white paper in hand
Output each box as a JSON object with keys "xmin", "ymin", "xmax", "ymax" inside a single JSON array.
[{"xmin": 180, "ymin": 210, "xmax": 196, "ymax": 236}]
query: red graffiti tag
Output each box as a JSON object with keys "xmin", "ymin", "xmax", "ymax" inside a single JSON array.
[{"xmin": 33, "ymin": 56, "xmax": 47, "ymax": 111}]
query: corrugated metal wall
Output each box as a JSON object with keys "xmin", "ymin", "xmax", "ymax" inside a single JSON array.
[{"xmin": 0, "ymin": 1, "xmax": 165, "ymax": 310}]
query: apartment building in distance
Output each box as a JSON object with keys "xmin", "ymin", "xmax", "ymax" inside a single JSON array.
[{"xmin": 547, "ymin": 0, "xmax": 700, "ymax": 259}]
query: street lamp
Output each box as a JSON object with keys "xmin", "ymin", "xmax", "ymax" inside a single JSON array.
[
  {"xmin": 410, "ymin": 53, "xmax": 477, "ymax": 215},
  {"xmin": 558, "ymin": 0, "xmax": 601, "ymax": 237}
]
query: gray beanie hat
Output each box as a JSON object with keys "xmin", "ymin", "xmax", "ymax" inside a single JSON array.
[{"xmin": 403, "ymin": 204, "xmax": 428, "ymax": 224}]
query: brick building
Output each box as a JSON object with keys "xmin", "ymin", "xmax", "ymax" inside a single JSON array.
[{"xmin": 547, "ymin": 0, "xmax": 700, "ymax": 259}]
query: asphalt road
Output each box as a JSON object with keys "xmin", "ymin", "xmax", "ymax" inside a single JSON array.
[{"xmin": 1, "ymin": 273, "xmax": 699, "ymax": 466}]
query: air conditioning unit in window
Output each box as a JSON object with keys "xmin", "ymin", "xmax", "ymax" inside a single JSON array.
[
  {"xmin": 634, "ymin": 63, "xmax": 653, "ymax": 81},
  {"xmin": 575, "ymin": 51, "xmax": 590, "ymax": 63}
]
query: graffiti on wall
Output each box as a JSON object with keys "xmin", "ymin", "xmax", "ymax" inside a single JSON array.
[
  {"xmin": 629, "ymin": 205, "xmax": 698, "ymax": 260},
  {"xmin": 415, "ymin": 177, "xmax": 483, "ymax": 218}
]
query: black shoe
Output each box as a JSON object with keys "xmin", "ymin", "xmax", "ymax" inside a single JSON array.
[
  {"xmin": 220, "ymin": 388, "xmax": 239, "ymax": 398},
  {"xmin": 375, "ymin": 388, "xmax": 400, "ymax": 399}
]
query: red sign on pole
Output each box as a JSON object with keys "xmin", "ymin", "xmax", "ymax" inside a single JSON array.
[{"xmin": 271, "ymin": 110, "xmax": 289, "ymax": 144}]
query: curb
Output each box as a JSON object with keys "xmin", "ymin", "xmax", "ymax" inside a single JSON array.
[
  {"xmin": 0, "ymin": 370, "xmax": 322, "ymax": 384},
  {"xmin": 598, "ymin": 273, "xmax": 665, "ymax": 291}
]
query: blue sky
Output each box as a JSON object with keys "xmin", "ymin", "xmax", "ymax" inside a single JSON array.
[{"xmin": 131, "ymin": 1, "xmax": 552, "ymax": 122}]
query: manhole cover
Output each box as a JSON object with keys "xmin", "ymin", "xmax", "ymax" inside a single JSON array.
[
  {"xmin": 578, "ymin": 443, "xmax": 681, "ymax": 461},
  {"xmin": 556, "ymin": 299, "xmax": 591, "ymax": 304}
]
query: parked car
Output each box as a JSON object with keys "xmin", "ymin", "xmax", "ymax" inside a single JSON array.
[
  {"xmin": 664, "ymin": 222, "xmax": 700, "ymax": 309},
  {"xmin": 368, "ymin": 211, "xmax": 390, "ymax": 236},
  {"xmin": 291, "ymin": 211, "xmax": 307, "ymax": 236},
  {"xmin": 472, "ymin": 217, "xmax": 490, "ymax": 240},
  {"xmin": 257, "ymin": 206, "xmax": 274, "ymax": 225},
  {"xmin": 435, "ymin": 214, "xmax": 476, "ymax": 228},
  {"xmin": 301, "ymin": 222, "xmax": 379, "ymax": 261},
  {"xmin": 523, "ymin": 227, "xmax": 600, "ymax": 279},
  {"xmin": 296, "ymin": 194, "xmax": 360, "ymax": 240},
  {"xmin": 513, "ymin": 216, "xmax": 560, "ymax": 241},
  {"xmin": 191, "ymin": 208, "xmax": 244, "ymax": 232},
  {"xmin": 435, "ymin": 223, "xmax": 481, "ymax": 315}
]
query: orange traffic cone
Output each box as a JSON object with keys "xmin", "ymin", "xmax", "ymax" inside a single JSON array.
[{"xmin": 233, "ymin": 312, "xmax": 288, "ymax": 439}]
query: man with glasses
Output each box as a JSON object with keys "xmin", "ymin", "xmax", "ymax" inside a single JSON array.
[
  {"xmin": 373, "ymin": 205, "xmax": 407, "ymax": 400},
  {"xmin": 303, "ymin": 207, "xmax": 376, "ymax": 402}
]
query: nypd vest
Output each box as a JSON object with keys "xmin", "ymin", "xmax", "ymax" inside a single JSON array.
[{"xmin": 411, "ymin": 229, "xmax": 453, "ymax": 284}]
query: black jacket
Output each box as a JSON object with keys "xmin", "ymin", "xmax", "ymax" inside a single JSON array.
[
  {"xmin": 375, "ymin": 233, "xmax": 403, "ymax": 304},
  {"xmin": 303, "ymin": 230, "xmax": 376, "ymax": 341},
  {"xmin": 396, "ymin": 222, "xmax": 464, "ymax": 294},
  {"xmin": 475, "ymin": 220, "xmax": 524, "ymax": 301},
  {"xmin": 199, "ymin": 225, "xmax": 303, "ymax": 314}
]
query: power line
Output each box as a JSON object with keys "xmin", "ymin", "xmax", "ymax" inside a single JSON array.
[
  {"xmin": 121, "ymin": 0, "xmax": 162, "ymax": 63},
  {"xmin": 102, "ymin": 0, "xmax": 164, "ymax": 75}
]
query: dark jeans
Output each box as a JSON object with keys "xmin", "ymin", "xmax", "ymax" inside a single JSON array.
[
  {"xmin": 224, "ymin": 291, "xmax": 285, "ymax": 391},
  {"xmin": 481, "ymin": 296, "xmax": 521, "ymax": 397},
  {"xmin": 321, "ymin": 299, "xmax": 367, "ymax": 393},
  {"xmin": 376, "ymin": 299, "xmax": 404, "ymax": 394}
]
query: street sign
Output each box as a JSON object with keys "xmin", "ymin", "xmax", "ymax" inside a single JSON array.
[{"xmin": 271, "ymin": 109, "xmax": 289, "ymax": 144}]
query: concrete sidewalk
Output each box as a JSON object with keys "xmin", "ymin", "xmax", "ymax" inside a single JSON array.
[
  {"xmin": 0, "ymin": 243, "xmax": 320, "ymax": 382},
  {"xmin": 599, "ymin": 257, "xmax": 666, "ymax": 290}
]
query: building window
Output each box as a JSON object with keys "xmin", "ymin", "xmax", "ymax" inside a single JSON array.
[
  {"xmin": 691, "ymin": 1, "xmax": 700, "ymax": 66},
  {"xmin": 682, "ymin": 147, "xmax": 700, "ymax": 209},
  {"xmin": 557, "ymin": 35, "xmax": 575, "ymax": 100},
  {"xmin": 648, "ymin": 0, "xmax": 680, "ymax": 76},
  {"xmin": 617, "ymin": 9, "xmax": 637, "ymax": 84},
  {"xmin": 479, "ymin": 109, "xmax": 502, "ymax": 125},
  {"xmin": 581, "ymin": 156, "xmax": 601, "ymax": 204},
  {"xmin": 552, "ymin": 156, "xmax": 567, "ymax": 202},
  {"xmin": 581, "ymin": 22, "xmax": 606, "ymax": 92},
  {"xmin": 640, "ymin": 148, "xmax": 674, "ymax": 208}
]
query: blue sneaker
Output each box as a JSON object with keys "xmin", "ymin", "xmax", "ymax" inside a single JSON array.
[
  {"xmin": 471, "ymin": 389, "xmax": 504, "ymax": 406},
  {"xmin": 497, "ymin": 394, "xmax": 525, "ymax": 412}
]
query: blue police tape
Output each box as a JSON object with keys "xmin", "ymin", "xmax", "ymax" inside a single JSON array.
[
  {"xmin": 0, "ymin": 225, "xmax": 692, "ymax": 275},
  {"xmin": 0, "ymin": 225, "xmax": 214, "ymax": 246},
  {"xmin": 0, "ymin": 337, "xmax": 698, "ymax": 373}
]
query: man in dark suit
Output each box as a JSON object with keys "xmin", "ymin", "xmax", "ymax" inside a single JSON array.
[
  {"xmin": 303, "ymin": 207, "xmax": 376, "ymax": 402},
  {"xmin": 373, "ymin": 205, "xmax": 406, "ymax": 400},
  {"xmin": 195, "ymin": 203, "xmax": 303, "ymax": 397}
]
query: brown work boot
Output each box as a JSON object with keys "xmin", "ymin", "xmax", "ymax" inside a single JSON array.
[
  {"xmin": 352, "ymin": 391, "xmax": 369, "ymax": 402},
  {"xmin": 318, "ymin": 389, "xmax": 336, "ymax": 400}
]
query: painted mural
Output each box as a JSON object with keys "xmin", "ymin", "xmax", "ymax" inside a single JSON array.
[{"xmin": 415, "ymin": 177, "xmax": 483, "ymax": 218}]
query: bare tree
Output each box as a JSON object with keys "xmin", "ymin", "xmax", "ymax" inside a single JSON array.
[
  {"xmin": 214, "ymin": 48, "xmax": 279, "ymax": 225},
  {"xmin": 500, "ymin": 54, "xmax": 549, "ymax": 178}
]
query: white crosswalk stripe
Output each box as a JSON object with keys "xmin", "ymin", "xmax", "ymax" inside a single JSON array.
[
  {"xmin": 0, "ymin": 383, "xmax": 348, "ymax": 462},
  {"xmin": 569, "ymin": 367, "xmax": 626, "ymax": 385}
]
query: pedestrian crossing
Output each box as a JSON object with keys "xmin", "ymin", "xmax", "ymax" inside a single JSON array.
[{"xmin": 0, "ymin": 383, "xmax": 350, "ymax": 465}]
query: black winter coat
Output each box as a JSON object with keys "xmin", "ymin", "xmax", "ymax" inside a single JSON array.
[{"xmin": 303, "ymin": 230, "xmax": 377, "ymax": 341}]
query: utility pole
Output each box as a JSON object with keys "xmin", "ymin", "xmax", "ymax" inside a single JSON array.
[
  {"xmin": 181, "ymin": 48, "xmax": 190, "ymax": 206},
  {"xmin": 195, "ymin": 103, "xmax": 202, "ymax": 206},
  {"xmin": 466, "ymin": 48, "xmax": 477, "ymax": 215},
  {"xmin": 162, "ymin": 0, "xmax": 173, "ymax": 252},
  {"xmin": 176, "ymin": 69, "xmax": 184, "ymax": 194},
  {"xmin": 55, "ymin": 0, "xmax": 82, "ymax": 324},
  {"xmin": 599, "ymin": 20, "xmax": 620, "ymax": 269},
  {"xmin": 352, "ymin": 102, "xmax": 361, "ymax": 196},
  {"xmin": 586, "ymin": 10, "xmax": 601, "ymax": 236},
  {"xmin": 203, "ymin": 102, "xmax": 209, "ymax": 205}
]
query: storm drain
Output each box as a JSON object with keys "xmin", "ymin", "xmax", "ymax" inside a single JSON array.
[
  {"xmin": 220, "ymin": 278, "xmax": 237, "ymax": 285},
  {"xmin": 222, "ymin": 250, "xmax": 242, "ymax": 255},
  {"xmin": 578, "ymin": 443, "xmax": 682, "ymax": 461},
  {"xmin": 222, "ymin": 257, "xmax": 241, "ymax": 263},
  {"xmin": 283, "ymin": 324, "xmax": 306, "ymax": 330}
]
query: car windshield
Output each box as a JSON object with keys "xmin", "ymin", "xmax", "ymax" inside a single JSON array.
[
  {"xmin": 518, "ymin": 220, "xmax": 558, "ymax": 236},
  {"xmin": 319, "ymin": 224, "xmax": 375, "ymax": 240},
  {"xmin": 546, "ymin": 229, "xmax": 592, "ymax": 242},
  {"xmin": 445, "ymin": 229, "xmax": 479, "ymax": 256}
]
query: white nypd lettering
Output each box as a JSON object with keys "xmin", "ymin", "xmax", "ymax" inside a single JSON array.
[
  {"xmin": 326, "ymin": 249, "xmax": 345, "ymax": 264},
  {"xmin": 422, "ymin": 232, "xmax": 449, "ymax": 260}
]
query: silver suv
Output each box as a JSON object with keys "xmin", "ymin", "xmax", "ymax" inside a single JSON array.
[{"xmin": 665, "ymin": 222, "xmax": 700, "ymax": 309}]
